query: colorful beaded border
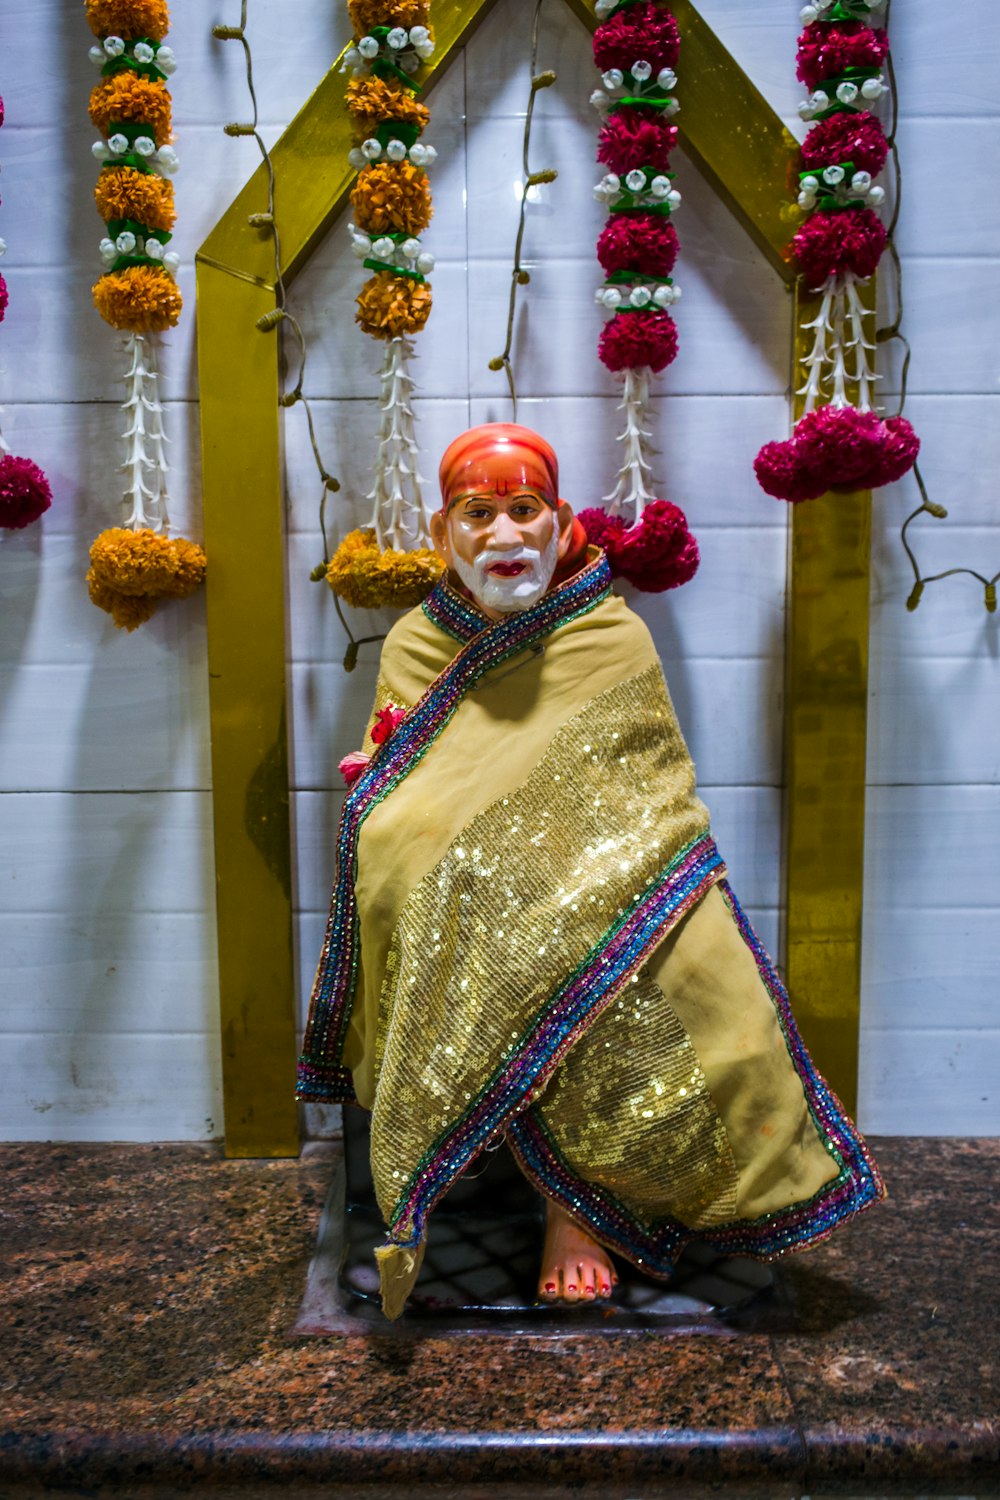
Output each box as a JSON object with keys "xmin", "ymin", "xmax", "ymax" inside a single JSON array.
[
  {"xmin": 507, "ymin": 878, "xmax": 885, "ymax": 1278},
  {"xmin": 382, "ymin": 831, "xmax": 724, "ymax": 1248},
  {"xmin": 296, "ymin": 551, "xmax": 614, "ymax": 1100},
  {"xmin": 421, "ymin": 573, "xmax": 485, "ymax": 642}
]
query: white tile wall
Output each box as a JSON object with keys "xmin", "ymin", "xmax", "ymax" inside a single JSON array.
[{"xmin": 1, "ymin": 0, "xmax": 996, "ymax": 1141}]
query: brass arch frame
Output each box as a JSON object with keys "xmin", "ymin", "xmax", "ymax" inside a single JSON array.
[{"xmin": 197, "ymin": 0, "xmax": 873, "ymax": 1155}]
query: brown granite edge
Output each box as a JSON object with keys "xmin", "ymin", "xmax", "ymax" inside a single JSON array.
[
  {"xmin": 0, "ymin": 1426, "xmax": 807, "ymax": 1490},
  {"xmin": 800, "ymin": 1420, "xmax": 1000, "ymax": 1489}
]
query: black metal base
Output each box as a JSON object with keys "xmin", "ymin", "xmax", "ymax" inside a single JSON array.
[{"xmin": 321, "ymin": 1106, "xmax": 781, "ymax": 1332}]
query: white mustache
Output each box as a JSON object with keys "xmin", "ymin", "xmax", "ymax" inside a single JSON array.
[{"xmin": 474, "ymin": 545, "xmax": 543, "ymax": 575}]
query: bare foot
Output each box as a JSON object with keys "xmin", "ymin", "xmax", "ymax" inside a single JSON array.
[{"xmin": 537, "ymin": 1198, "xmax": 618, "ymax": 1304}]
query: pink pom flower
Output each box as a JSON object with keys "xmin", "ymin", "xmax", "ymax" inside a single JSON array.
[
  {"xmin": 370, "ymin": 702, "xmax": 407, "ymax": 745},
  {"xmin": 796, "ymin": 22, "xmax": 889, "ymax": 90},
  {"xmin": 578, "ymin": 499, "xmax": 698, "ymax": 592},
  {"xmin": 597, "ymin": 213, "xmax": 679, "ymax": 278},
  {"xmin": 754, "ymin": 406, "xmax": 919, "ymax": 503},
  {"xmin": 0, "ymin": 273, "xmax": 8, "ymax": 323},
  {"xmin": 0, "ymin": 454, "xmax": 53, "ymax": 530},
  {"xmin": 577, "ymin": 506, "xmax": 627, "ymax": 554},
  {"xmin": 599, "ymin": 309, "xmax": 678, "ymax": 373},
  {"xmin": 597, "ymin": 108, "xmax": 678, "ymax": 175},
  {"xmin": 801, "ymin": 110, "xmax": 888, "ymax": 177},
  {"xmin": 339, "ymin": 750, "xmax": 371, "ymax": 788},
  {"xmin": 593, "ymin": 2, "xmax": 680, "ymax": 75},
  {"xmin": 792, "ymin": 207, "xmax": 886, "ymax": 287}
]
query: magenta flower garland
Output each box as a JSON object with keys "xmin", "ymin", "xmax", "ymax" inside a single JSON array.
[
  {"xmin": 753, "ymin": 0, "xmax": 918, "ymax": 504},
  {"xmin": 579, "ymin": 0, "xmax": 698, "ymax": 594},
  {"xmin": 0, "ymin": 91, "xmax": 53, "ymax": 531}
]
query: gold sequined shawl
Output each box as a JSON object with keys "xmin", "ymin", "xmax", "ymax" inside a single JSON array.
[{"xmin": 298, "ymin": 556, "xmax": 885, "ymax": 1317}]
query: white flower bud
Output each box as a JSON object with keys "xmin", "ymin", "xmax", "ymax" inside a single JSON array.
[
  {"xmin": 657, "ymin": 68, "xmax": 677, "ymax": 90},
  {"xmin": 115, "ymin": 231, "xmax": 137, "ymax": 254},
  {"xmin": 800, "ymin": 175, "xmax": 819, "ymax": 191},
  {"xmin": 851, "ymin": 170, "xmax": 872, "ymax": 192},
  {"xmin": 602, "ymin": 69, "xmax": 623, "ymax": 89},
  {"xmin": 410, "ymin": 25, "xmax": 430, "ymax": 43},
  {"xmin": 157, "ymin": 45, "xmax": 177, "ymax": 74},
  {"xmin": 348, "ymin": 147, "xmax": 366, "ymax": 169},
  {"xmin": 408, "ymin": 143, "xmax": 428, "ymax": 166},
  {"xmin": 422, "ymin": 145, "xmax": 438, "ymax": 164},
  {"xmin": 861, "ymin": 76, "xmax": 884, "ymax": 99},
  {"xmin": 416, "ymin": 252, "xmax": 435, "ymax": 274},
  {"xmin": 400, "ymin": 52, "xmax": 419, "ymax": 72},
  {"xmin": 401, "ymin": 237, "xmax": 421, "ymax": 258},
  {"xmin": 671, "ymin": 284, "xmax": 682, "ymax": 301},
  {"xmin": 163, "ymin": 251, "xmax": 180, "ymax": 274},
  {"xmin": 652, "ymin": 285, "xmax": 675, "ymax": 307},
  {"xmin": 630, "ymin": 286, "xmax": 651, "ymax": 307},
  {"xmin": 602, "ymin": 287, "xmax": 623, "ymax": 309},
  {"xmin": 358, "ymin": 35, "xmax": 379, "ymax": 58},
  {"xmin": 800, "ymin": 4, "xmax": 819, "ymax": 19},
  {"xmin": 156, "ymin": 144, "xmax": 180, "ymax": 173},
  {"xmin": 371, "ymin": 236, "xmax": 395, "ymax": 260},
  {"xmin": 386, "ymin": 139, "xmax": 407, "ymax": 161},
  {"xmin": 590, "ymin": 89, "xmax": 610, "ymax": 112},
  {"xmin": 595, "ymin": 287, "xmax": 606, "ymax": 304},
  {"xmin": 867, "ymin": 184, "xmax": 885, "ymax": 204},
  {"xmin": 822, "ymin": 164, "xmax": 845, "ymax": 185},
  {"xmin": 103, "ymin": 35, "xmax": 125, "ymax": 56},
  {"xmin": 145, "ymin": 237, "xmax": 165, "ymax": 261},
  {"xmin": 386, "ymin": 27, "xmax": 408, "ymax": 49},
  {"xmin": 134, "ymin": 136, "xmax": 155, "ymax": 157},
  {"xmin": 342, "ymin": 46, "xmax": 361, "ymax": 71},
  {"xmin": 797, "ymin": 190, "xmax": 816, "ymax": 208},
  {"xmin": 89, "ymin": 44, "xmax": 105, "ymax": 65},
  {"xmin": 134, "ymin": 41, "xmax": 154, "ymax": 63},
  {"xmin": 92, "ymin": 139, "xmax": 109, "ymax": 159},
  {"xmin": 798, "ymin": 100, "xmax": 814, "ymax": 119},
  {"xmin": 625, "ymin": 169, "xmax": 647, "ymax": 192},
  {"xmin": 595, "ymin": 0, "xmax": 616, "ymax": 15},
  {"xmin": 109, "ymin": 133, "xmax": 130, "ymax": 156},
  {"xmin": 361, "ymin": 137, "xmax": 382, "ymax": 160},
  {"xmin": 413, "ymin": 38, "xmax": 435, "ymax": 58},
  {"xmin": 649, "ymin": 175, "xmax": 671, "ymax": 198},
  {"xmin": 666, "ymin": 189, "xmax": 682, "ymax": 209},
  {"xmin": 836, "ymin": 81, "xmax": 859, "ymax": 104},
  {"xmin": 810, "ymin": 90, "xmax": 828, "ymax": 109},
  {"xmin": 99, "ymin": 237, "xmax": 117, "ymax": 263},
  {"xmin": 631, "ymin": 59, "xmax": 652, "ymax": 81},
  {"xmin": 663, "ymin": 97, "xmax": 680, "ymax": 116}
]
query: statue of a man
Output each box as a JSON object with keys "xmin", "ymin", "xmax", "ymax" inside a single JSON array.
[{"xmin": 297, "ymin": 423, "xmax": 884, "ymax": 1320}]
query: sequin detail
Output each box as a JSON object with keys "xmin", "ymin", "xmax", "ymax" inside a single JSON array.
[
  {"xmin": 505, "ymin": 882, "xmax": 886, "ymax": 1278},
  {"xmin": 381, "ymin": 832, "xmax": 724, "ymax": 1250},
  {"xmin": 296, "ymin": 552, "xmax": 614, "ymax": 1101},
  {"xmin": 421, "ymin": 575, "xmax": 484, "ymax": 642}
]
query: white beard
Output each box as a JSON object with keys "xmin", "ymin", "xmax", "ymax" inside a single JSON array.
[{"xmin": 452, "ymin": 522, "xmax": 561, "ymax": 614}]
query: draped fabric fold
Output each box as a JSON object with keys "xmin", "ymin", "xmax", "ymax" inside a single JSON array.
[{"xmin": 297, "ymin": 552, "xmax": 884, "ymax": 1317}]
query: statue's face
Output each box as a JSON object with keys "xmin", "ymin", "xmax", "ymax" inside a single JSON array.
[{"xmin": 431, "ymin": 485, "xmax": 570, "ymax": 617}]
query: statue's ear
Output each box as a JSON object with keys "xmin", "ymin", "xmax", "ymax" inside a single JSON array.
[
  {"xmin": 556, "ymin": 500, "xmax": 574, "ymax": 558},
  {"xmin": 430, "ymin": 509, "xmax": 450, "ymax": 563}
]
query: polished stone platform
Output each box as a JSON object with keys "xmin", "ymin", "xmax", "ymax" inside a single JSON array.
[{"xmin": 1, "ymin": 1136, "xmax": 998, "ymax": 1498}]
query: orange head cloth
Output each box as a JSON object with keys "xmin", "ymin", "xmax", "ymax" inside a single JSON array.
[
  {"xmin": 438, "ymin": 423, "xmax": 559, "ymax": 512},
  {"xmin": 437, "ymin": 422, "xmax": 590, "ymax": 587}
]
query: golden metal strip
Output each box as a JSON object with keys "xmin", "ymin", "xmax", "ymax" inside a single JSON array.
[
  {"xmin": 782, "ymin": 279, "xmax": 877, "ymax": 1115},
  {"xmin": 197, "ymin": 261, "xmax": 299, "ymax": 1157},
  {"xmin": 199, "ymin": 0, "xmax": 504, "ymax": 288},
  {"xmin": 562, "ymin": 0, "xmax": 799, "ymax": 279},
  {"xmin": 198, "ymin": 0, "xmax": 504, "ymax": 1156}
]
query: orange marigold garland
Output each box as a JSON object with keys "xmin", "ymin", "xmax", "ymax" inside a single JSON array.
[
  {"xmin": 85, "ymin": 0, "xmax": 205, "ymax": 629},
  {"xmin": 322, "ymin": 0, "xmax": 441, "ymax": 609}
]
